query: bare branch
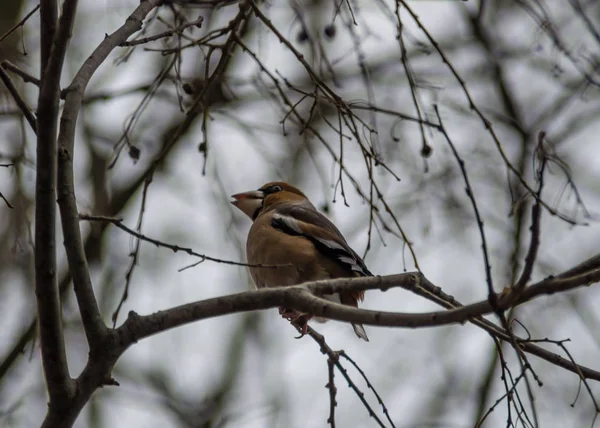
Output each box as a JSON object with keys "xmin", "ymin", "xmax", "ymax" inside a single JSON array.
[
  {"xmin": 115, "ymin": 270, "xmax": 600, "ymax": 379},
  {"xmin": 326, "ymin": 357, "xmax": 337, "ymax": 428},
  {"xmin": 304, "ymin": 327, "xmax": 390, "ymax": 428},
  {"xmin": 35, "ymin": 0, "xmax": 77, "ymax": 412},
  {"xmin": 1, "ymin": 60, "xmax": 41, "ymax": 86},
  {"xmin": 555, "ymin": 253, "xmax": 600, "ymax": 279},
  {"xmin": 398, "ymin": 0, "xmax": 577, "ymax": 224},
  {"xmin": 340, "ymin": 352, "xmax": 396, "ymax": 427},
  {"xmin": 118, "ymin": 16, "xmax": 203, "ymax": 46},
  {"xmin": 0, "ymin": 190, "xmax": 13, "ymax": 208},
  {"xmin": 0, "ymin": 66, "xmax": 37, "ymax": 133},
  {"xmin": 513, "ymin": 132, "xmax": 547, "ymax": 292},
  {"xmin": 56, "ymin": 0, "xmax": 165, "ymax": 352},
  {"xmin": 434, "ymin": 106, "xmax": 496, "ymax": 305},
  {"xmin": 0, "ymin": 4, "xmax": 40, "ymax": 43},
  {"xmin": 79, "ymin": 214, "xmax": 287, "ymax": 269},
  {"xmin": 34, "ymin": 265, "xmax": 600, "ymax": 426}
]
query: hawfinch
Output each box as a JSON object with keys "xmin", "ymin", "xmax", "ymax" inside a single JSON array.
[{"xmin": 231, "ymin": 182, "xmax": 370, "ymax": 341}]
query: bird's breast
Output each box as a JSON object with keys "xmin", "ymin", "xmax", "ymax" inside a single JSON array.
[{"xmin": 246, "ymin": 218, "xmax": 328, "ymax": 288}]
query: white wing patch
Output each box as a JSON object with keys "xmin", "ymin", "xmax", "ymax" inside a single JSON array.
[
  {"xmin": 314, "ymin": 238, "xmax": 364, "ymax": 272},
  {"xmin": 272, "ymin": 213, "xmax": 303, "ymax": 234},
  {"xmin": 271, "ymin": 211, "xmax": 370, "ymax": 276}
]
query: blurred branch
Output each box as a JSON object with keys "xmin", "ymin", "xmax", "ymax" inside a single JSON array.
[
  {"xmin": 0, "ymin": 160, "xmax": 14, "ymax": 208},
  {"xmin": 1, "ymin": 60, "xmax": 41, "ymax": 86},
  {"xmin": 0, "ymin": 55, "xmax": 214, "ymax": 390},
  {"xmin": 0, "ymin": 65, "xmax": 37, "ymax": 133},
  {"xmin": 555, "ymin": 254, "xmax": 600, "ymax": 280},
  {"xmin": 118, "ymin": 16, "xmax": 203, "ymax": 46},
  {"xmin": 0, "ymin": 190, "xmax": 13, "ymax": 208},
  {"xmin": 0, "ymin": 3, "xmax": 40, "ymax": 43},
  {"xmin": 568, "ymin": 0, "xmax": 600, "ymax": 43},
  {"xmin": 513, "ymin": 132, "xmax": 547, "ymax": 292},
  {"xmin": 398, "ymin": 0, "xmax": 577, "ymax": 225},
  {"xmin": 515, "ymin": 0, "xmax": 600, "ymax": 87}
]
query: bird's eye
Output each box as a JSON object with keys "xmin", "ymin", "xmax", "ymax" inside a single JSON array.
[{"xmin": 263, "ymin": 185, "xmax": 283, "ymax": 195}]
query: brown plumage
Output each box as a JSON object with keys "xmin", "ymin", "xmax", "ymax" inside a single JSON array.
[{"xmin": 231, "ymin": 181, "xmax": 369, "ymax": 341}]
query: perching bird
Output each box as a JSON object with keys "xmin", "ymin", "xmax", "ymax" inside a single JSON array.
[{"xmin": 231, "ymin": 181, "xmax": 370, "ymax": 341}]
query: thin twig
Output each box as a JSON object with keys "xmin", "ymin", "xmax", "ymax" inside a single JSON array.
[
  {"xmin": 1, "ymin": 60, "xmax": 41, "ymax": 86},
  {"xmin": 395, "ymin": 3, "xmax": 430, "ymax": 163},
  {"xmin": 399, "ymin": 0, "xmax": 578, "ymax": 225},
  {"xmin": 326, "ymin": 357, "xmax": 337, "ymax": 428},
  {"xmin": 556, "ymin": 340, "xmax": 600, "ymax": 421},
  {"xmin": 340, "ymin": 352, "xmax": 396, "ymax": 427},
  {"xmin": 513, "ymin": 131, "xmax": 547, "ymax": 292},
  {"xmin": 0, "ymin": 66, "xmax": 37, "ymax": 133},
  {"xmin": 434, "ymin": 105, "xmax": 496, "ymax": 307},
  {"xmin": 119, "ymin": 17, "xmax": 203, "ymax": 46},
  {"xmin": 305, "ymin": 327, "xmax": 387, "ymax": 427},
  {"xmin": 79, "ymin": 214, "xmax": 285, "ymax": 269},
  {"xmin": 0, "ymin": 4, "xmax": 40, "ymax": 43},
  {"xmin": 112, "ymin": 174, "xmax": 153, "ymax": 326},
  {"xmin": 55, "ymin": 0, "xmax": 109, "ymax": 355},
  {"xmin": 0, "ymin": 190, "xmax": 13, "ymax": 208}
]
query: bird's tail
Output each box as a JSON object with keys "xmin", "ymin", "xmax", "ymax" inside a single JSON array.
[{"xmin": 352, "ymin": 323, "xmax": 369, "ymax": 341}]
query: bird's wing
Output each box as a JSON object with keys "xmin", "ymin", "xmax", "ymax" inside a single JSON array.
[{"xmin": 270, "ymin": 204, "xmax": 372, "ymax": 277}]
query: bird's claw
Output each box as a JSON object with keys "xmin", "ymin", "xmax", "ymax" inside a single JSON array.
[
  {"xmin": 294, "ymin": 319, "xmax": 309, "ymax": 339},
  {"xmin": 278, "ymin": 307, "xmax": 311, "ymax": 338}
]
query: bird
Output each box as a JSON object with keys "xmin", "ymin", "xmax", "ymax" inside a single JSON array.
[{"xmin": 231, "ymin": 181, "xmax": 370, "ymax": 341}]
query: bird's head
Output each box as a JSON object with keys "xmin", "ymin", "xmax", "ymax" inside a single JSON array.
[{"xmin": 231, "ymin": 181, "xmax": 307, "ymax": 220}]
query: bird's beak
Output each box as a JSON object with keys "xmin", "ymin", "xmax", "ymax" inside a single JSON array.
[{"xmin": 231, "ymin": 190, "xmax": 264, "ymax": 219}]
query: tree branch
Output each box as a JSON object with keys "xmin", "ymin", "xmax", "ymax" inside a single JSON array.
[
  {"xmin": 513, "ymin": 132, "xmax": 546, "ymax": 292},
  {"xmin": 56, "ymin": 0, "xmax": 164, "ymax": 350},
  {"xmin": 114, "ymin": 270, "xmax": 599, "ymax": 335},
  {"xmin": 1, "ymin": 60, "xmax": 41, "ymax": 86},
  {"xmin": 39, "ymin": 262, "xmax": 600, "ymax": 426},
  {"xmin": 0, "ymin": 4, "xmax": 40, "ymax": 43},
  {"xmin": 112, "ymin": 269, "xmax": 600, "ymax": 380},
  {"xmin": 34, "ymin": 0, "xmax": 75, "ymax": 409},
  {"xmin": 0, "ymin": 66, "xmax": 37, "ymax": 133}
]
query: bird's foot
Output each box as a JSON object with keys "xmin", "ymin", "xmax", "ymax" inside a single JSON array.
[
  {"xmin": 278, "ymin": 307, "xmax": 297, "ymax": 320},
  {"xmin": 278, "ymin": 307, "xmax": 312, "ymax": 338},
  {"xmin": 292, "ymin": 314, "xmax": 312, "ymax": 339}
]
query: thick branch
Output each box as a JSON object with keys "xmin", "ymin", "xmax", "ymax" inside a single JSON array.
[
  {"xmin": 56, "ymin": 0, "xmax": 163, "ymax": 350},
  {"xmin": 113, "ymin": 269, "xmax": 600, "ymax": 380},
  {"xmin": 39, "ymin": 262, "xmax": 600, "ymax": 426},
  {"xmin": 115, "ymin": 269, "xmax": 600, "ymax": 336},
  {"xmin": 34, "ymin": 0, "xmax": 75, "ymax": 408}
]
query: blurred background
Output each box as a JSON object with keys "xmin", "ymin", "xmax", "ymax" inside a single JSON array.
[{"xmin": 1, "ymin": 0, "xmax": 600, "ymax": 426}]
